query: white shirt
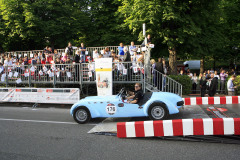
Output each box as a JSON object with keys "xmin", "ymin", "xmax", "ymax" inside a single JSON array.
[
  {"xmin": 192, "ymin": 76, "xmax": 198, "ymax": 84},
  {"xmin": 93, "ymin": 52, "xmax": 99, "ymax": 59},
  {"xmin": 214, "ymin": 74, "xmax": 220, "ymax": 79},
  {"xmin": 227, "ymin": 79, "xmax": 234, "ymax": 92}
]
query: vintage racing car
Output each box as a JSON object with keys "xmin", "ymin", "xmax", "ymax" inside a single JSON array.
[{"xmin": 70, "ymin": 88, "xmax": 184, "ymax": 124}]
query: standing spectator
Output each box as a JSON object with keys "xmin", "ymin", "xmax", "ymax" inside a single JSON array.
[
  {"xmin": 227, "ymin": 75, "xmax": 237, "ymax": 96},
  {"xmin": 206, "ymin": 70, "xmax": 211, "ymax": 79},
  {"xmin": 150, "ymin": 59, "xmax": 157, "ymax": 87},
  {"xmin": 129, "ymin": 41, "xmax": 136, "ymax": 56},
  {"xmin": 131, "ymin": 51, "xmax": 138, "ymax": 67},
  {"xmin": 105, "ymin": 47, "xmax": 111, "ymax": 57},
  {"xmin": 208, "ymin": 73, "xmax": 218, "ymax": 97},
  {"xmin": 230, "ymin": 68, "xmax": 236, "ymax": 75},
  {"xmin": 80, "ymin": 43, "xmax": 86, "ymax": 63},
  {"xmin": 65, "ymin": 42, "xmax": 73, "ymax": 55},
  {"xmin": 187, "ymin": 69, "xmax": 193, "ymax": 79},
  {"xmin": 179, "ymin": 70, "xmax": 184, "ymax": 75},
  {"xmin": 214, "ymin": 71, "xmax": 220, "ymax": 79},
  {"xmin": 199, "ymin": 73, "xmax": 207, "ymax": 97},
  {"xmin": 0, "ymin": 53, "xmax": 5, "ymax": 64},
  {"xmin": 118, "ymin": 43, "xmax": 124, "ymax": 58},
  {"xmin": 102, "ymin": 49, "xmax": 109, "ymax": 58},
  {"xmin": 192, "ymin": 73, "xmax": 198, "ymax": 94},
  {"xmin": 155, "ymin": 58, "xmax": 163, "ymax": 90},
  {"xmin": 147, "ymin": 34, "xmax": 151, "ymax": 46},
  {"xmin": 74, "ymin": 50, "xmax": 80, "ymax": 81},
  {"xmin": 123, "ymin": 47, "xmax": 131, "ymax": 62},
  {"xmin": 220, "ymin": 70, "xmax": 228, "ymax": 94},
  {"xmin": 141, "ymin": 34, "xmax": 152, "ymax": 47},
  {"xmin": 93, "ymin": 50, "xmax": 99, "ymax": 61}
]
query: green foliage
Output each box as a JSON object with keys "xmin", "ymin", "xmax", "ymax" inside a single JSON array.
[
  {"xmin": 0, "ymin": 0, "xmax": 90, "ymax": 50},
  {"xmin": 168, "ymin": 75, "xmax": 192, "ymax": 95}
]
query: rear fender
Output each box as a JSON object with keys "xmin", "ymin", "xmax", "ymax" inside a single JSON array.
[{"xmin": 143, "ymin": 100, "xmax": 179, "ymax": 116}]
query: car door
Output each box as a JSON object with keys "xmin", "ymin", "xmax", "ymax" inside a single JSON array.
[{"xmin": 110, "ymin": 100, "xmax": 145, "ymax": 117}]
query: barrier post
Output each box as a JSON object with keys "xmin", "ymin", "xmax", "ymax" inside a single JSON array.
[
  {"xmin": 28, "ymin": 65, "xmax": 31, "ymax": 87},
  {"xmin": 53, "ymin": 70, "xmax": 56, "ymax": 88},
  {"xmin": 5, "ymin": 66, "xmax": 8, "ymax": 87}
]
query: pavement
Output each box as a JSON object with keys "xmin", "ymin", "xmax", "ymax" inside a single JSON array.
[{"xmin": 1, "ymin": 106, "xmax": 240, "ymax": 160}]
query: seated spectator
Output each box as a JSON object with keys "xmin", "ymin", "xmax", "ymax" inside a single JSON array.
[{"xmin": 4, "ymin": 57, "xmax": 13, "ymax": 66}]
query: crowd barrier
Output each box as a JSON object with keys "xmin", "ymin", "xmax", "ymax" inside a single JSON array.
[
  {"xmin": 183, "ymin": 96, "xmax": 240, "ymax": 105},
  {"xmin": 117, "ymin": 118, "xmax": 240, "ymax": 138},
  {"xmin": 0, "ymin": 88, "xmax": 80, "ymax": 104},
  {"xmin": 0, "ymin": 62, "xmax": 145, "ymax": 86}
]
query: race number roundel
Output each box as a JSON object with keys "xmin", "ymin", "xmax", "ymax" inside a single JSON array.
[{"xmin": 106, "ymin": 103, "xmax": 117, "ymax": 115}]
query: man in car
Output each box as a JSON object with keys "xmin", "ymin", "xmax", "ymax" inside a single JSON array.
[{"xmin": 127, "ymin": 83, "xmax": 143, "ymax": 104}]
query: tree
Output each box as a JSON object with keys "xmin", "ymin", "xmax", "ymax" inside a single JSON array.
[
  {"xmin": 0, "ymin": 0, "xmax": 90, "ymax": 50},
  {"xmin": 118, "ymin": 0, "xmax": 225, "ymax": 74},
  {"xmin": 84, "ymin": 0, "xmax": 136, "ymax": 46}
]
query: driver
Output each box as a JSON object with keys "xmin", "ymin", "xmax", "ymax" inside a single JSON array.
[{"xmin": 127, "ymin": 83, "xmax": 143, "ymax": 104}]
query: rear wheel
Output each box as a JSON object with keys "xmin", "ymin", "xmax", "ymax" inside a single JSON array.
[
  {"xmin": 148, "ymin": 103, "xmax": 168, "ymax": 120},
  {"xmin": 73, "ymin": 107, "xmax": 91, "ymax": 124}
]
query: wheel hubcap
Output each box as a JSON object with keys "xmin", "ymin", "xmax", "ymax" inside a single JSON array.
[
  {"xmin": 76, "ymin": 109, "xmax": 87, "ymax": 122},
  {"xmin": 151, "ymin": 106, "xmax": 165, "ymax": 119}
]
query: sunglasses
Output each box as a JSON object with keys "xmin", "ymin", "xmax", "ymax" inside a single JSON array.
[{"xmin": 135, "ymin": 86, "xmax": 139, "ymax": 87}]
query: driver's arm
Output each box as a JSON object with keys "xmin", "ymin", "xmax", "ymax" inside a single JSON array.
[
  {"xmin": 130, "ymin": 99, "xmax": 137, "ymax": 104},
  {"xmin": 127, "ymin": 95, "xmax": 135, "ymax": 100}
]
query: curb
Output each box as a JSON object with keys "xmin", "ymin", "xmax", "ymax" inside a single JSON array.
[
  {"xmin": 183, "ymin": 96, "xmax": 240, "ymax": 105},
  {"xmin": 117, "ymin": 118, "xmax": 240, "ymax": 138}
]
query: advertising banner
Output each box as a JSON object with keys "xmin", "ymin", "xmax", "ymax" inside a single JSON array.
[
  {"xmin": 95, "ymin": 58, "xmax": 112, "ymax": 96},
  {"xmin": 0, "ymin": 88, "xmax": 80, "ymax": 104}
]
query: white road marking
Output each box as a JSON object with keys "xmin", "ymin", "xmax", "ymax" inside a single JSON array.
[
  {"xmin": 0, "ymin": 118, "xmax": 99, "ymax": 125},
  {"xmin": 0, "ymin": 118, "xmax": 78, "ymax": 125}
]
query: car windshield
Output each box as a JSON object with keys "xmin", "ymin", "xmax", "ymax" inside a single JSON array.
[{"xmin": 116, "ymin": 88, "xmax": 125, "ymax": 98}]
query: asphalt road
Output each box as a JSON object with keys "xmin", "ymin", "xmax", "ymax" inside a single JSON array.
[{"xmin": 1, "ymin": 105, "xmax": 240, "ymax": 160}]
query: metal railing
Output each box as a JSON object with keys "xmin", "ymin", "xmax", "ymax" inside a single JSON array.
[
  {"xmin": 0, "ymin": 62, "xmax": 144, "ymax": 86},
  {"xmin": 144, "ymin": 65, "xmax": 182, "ymax": 96},
  {"xmin": 0, "ymin": 64, "xmax": 81, "ymax": 87},
  {"xmin": 4, "ymin": 45, "xmax": 142, "ymax": 60},
  {"xmin": 80, "ymin": 62, "xmax": 144, "ymax": 84}
]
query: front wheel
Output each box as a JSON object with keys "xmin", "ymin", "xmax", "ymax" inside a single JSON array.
[
  {"xmin": 73, "ymin": 107, "xmax": 91, "ymax": 124},
  {"xmin": 148, "ymin": 103, "xmax": 168, "ymax": 120}
]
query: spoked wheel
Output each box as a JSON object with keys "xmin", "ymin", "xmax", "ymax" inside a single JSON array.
[
  {"xmin": 73, "ymin": 107, "xmax": 91, "ymax": 124},
  {"xmin": 148, "ymin": 103, "xmax": 168, "ymax": 120}
]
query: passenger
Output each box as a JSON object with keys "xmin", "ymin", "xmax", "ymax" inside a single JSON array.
[{"xmin": 127, "ymin": 83, "xmax": 143, "ymax": 104}]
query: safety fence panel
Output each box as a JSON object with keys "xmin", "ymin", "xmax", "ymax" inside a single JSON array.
[{"xmin": 0, "ymin": 88, "xmax": 80, "ymax": 104}]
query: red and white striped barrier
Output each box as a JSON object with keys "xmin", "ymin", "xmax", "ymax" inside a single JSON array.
[
  {"xmin": 117, "ymin": 118, "xmax": 240, "ymax": 138},
  {"xmin": 183, "ymin": 96, "xmax": 240, "ymax": 105}
]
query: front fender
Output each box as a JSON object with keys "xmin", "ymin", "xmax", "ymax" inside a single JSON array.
[{"xmin": 70, "ymin": 102, "xmax": 101, "ymax": 118}]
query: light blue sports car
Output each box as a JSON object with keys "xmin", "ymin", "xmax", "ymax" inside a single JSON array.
[{"xmin": 70, "ymin": 88, "xmax": 184, "ymax": 124}]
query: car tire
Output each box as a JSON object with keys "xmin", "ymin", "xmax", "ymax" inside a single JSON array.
[
  {"xmin": 73, "ymin": 107, "xmax": 91, "ymax": 124},
  {"xmin": 148, "ymin": 103, "xmax": 168, "ymax": 120}
]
